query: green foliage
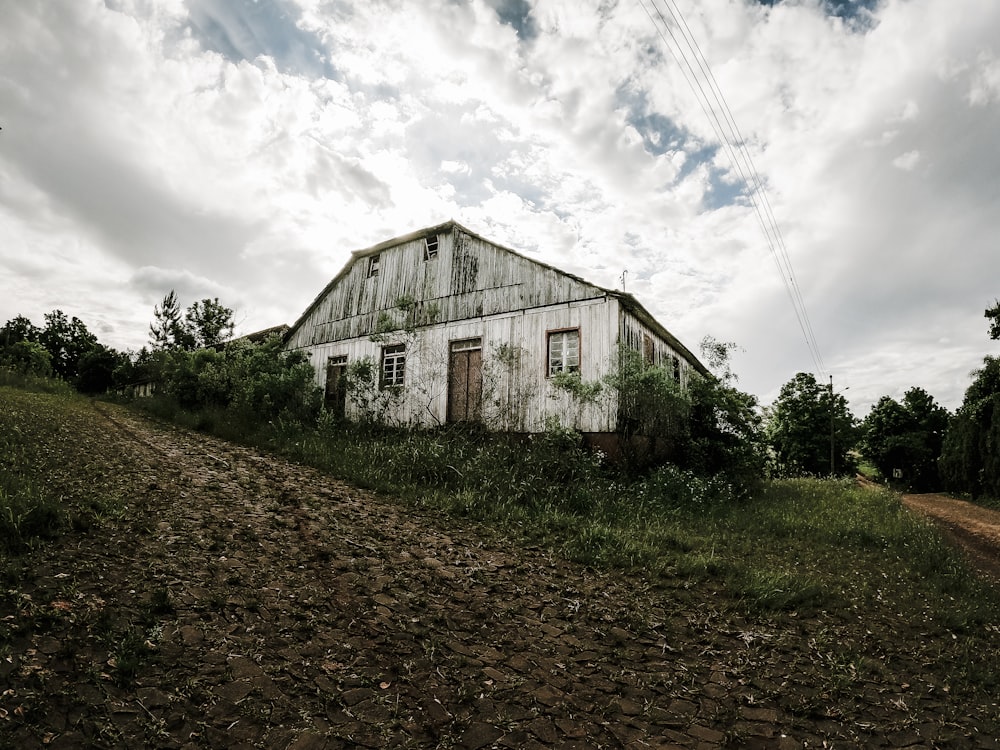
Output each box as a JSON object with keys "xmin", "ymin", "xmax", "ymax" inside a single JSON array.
[
  {"xmin": 767, "ymin": 372, "xmax": 857, "ymax": 477},
  {"xmin": 1, "ymin": 311, "xmax": 122, "ymax": 392},
  {"xmin": 136, "ymin": 336, "xmax": 321, "ymax": 435},
  {"xmin": 76, "ymin": 344, "xmax": 124, "ymax": 394},
  {"xmin": 344, "ymin": 355, "xmax": 405, "ymax": 425},
  {"xmin": 940, "ymin": 356, "xmax": 1000, "ymax": 499},
  {"xmin": 149, "ymin": 290, "xmax": 235, "ymax": 351},
  {"xmin": 185, "ymin": 297, "xmax": 236, "ymax": 349},
  {"xmin": 149, "ymin": 290, "xmax": 191, "ymax": 350},
  {"xmin": 607, "ymin": 347, "xmax": 687, "ymax": 450},
  {"xmin": 987, "ymin": 299, "xmax": 1000, "ymax": 341},
  {"xmin": 547, "ymin": 341, "xmax": 765, "ymax": 494},
  {"xmin": 861, "ymin": 388, "xmax": 949, "ymax": 491},
  {"xmin": 39, "ymin": 310, "xmax": 99, "ymax": 380},
  {"xmin": 0, "ymin": 388, "xmax": 127, "ymax": 558},
  {"xmin": 1, "ymin": 340, "xmax": 52, "ymax": 377}
]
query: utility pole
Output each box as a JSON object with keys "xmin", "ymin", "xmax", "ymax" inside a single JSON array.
[{"xmin": 829, "ymin": 374, "xmax": 835, "ymax": 476}]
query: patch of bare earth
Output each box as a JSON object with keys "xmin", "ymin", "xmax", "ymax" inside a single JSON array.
[
  {"xmin": 901, "ymin": 493, "xmax": 1000, "ymax": 584},
  {"xmin": 1, "ymin": 399, "xmax": 998, "ymax": 749}
]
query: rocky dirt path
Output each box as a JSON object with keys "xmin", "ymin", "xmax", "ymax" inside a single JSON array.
[
  {"xmin": 901, "ymin": 493, "xmax": 1000, "ymax": 583},
  {"xmin": 2, "ymin": 400, "xmax": 998, "ymax": 749}
]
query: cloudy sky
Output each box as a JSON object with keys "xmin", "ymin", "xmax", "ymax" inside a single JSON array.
[{"xmin": 3, "ymin": 0, "xmax": 999, "ymax": 414}]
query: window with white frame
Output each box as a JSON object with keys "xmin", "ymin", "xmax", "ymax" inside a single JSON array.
[
  {"xmin": 381, "ymin": 344, "xmax": 405, "ymax": 388},
  {"xmin": 368, "ymin": 254, "xmax": 380, "ymax": 278},
  {"xmin": 547, "ymin": 329, "xmax": 580, "ymax": 376}
]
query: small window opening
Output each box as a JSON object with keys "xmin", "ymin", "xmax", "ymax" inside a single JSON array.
[
  {"xmin": 368, "ymin": 254, "xmax": 380, "ymax": 278},
  {"xmin": 424, "ymin": 235, "xmax": 439, "ymax": 261}
]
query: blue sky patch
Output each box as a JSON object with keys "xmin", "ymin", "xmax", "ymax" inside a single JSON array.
[
  {"xmin": 754, "ymin": 0, "xmax": 880, "ymax": 30},
  {"xmin": 184, "ymin": 0, "xmax": 339, "ymax": 79},
  {"xmin": 486, "ymin": 0, "xmax": 538, "ymax": 41},
  {"xmin": 704, "ymin": 166, "xmax": 748, "ymax": 210}
]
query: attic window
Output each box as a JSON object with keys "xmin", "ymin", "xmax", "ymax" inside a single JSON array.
[
  {"xmin": 368, "ymin": 254, "xmax": 380, "ymax": 278},
  {"xmin": 423, "ymin": 235, "xmax": 439, "ymax": 261},
  {"xmin": 547, "ymin": 328, "xmax": 580, "ymax": 376}
]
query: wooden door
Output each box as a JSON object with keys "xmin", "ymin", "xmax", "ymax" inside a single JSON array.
[
  {"xmin": 325, "ymin": 356, "xmax": 348, "ymax": 418},
  {"xmin": 447, "ymin": 338, "xmax": 483, "ymax": 423}
]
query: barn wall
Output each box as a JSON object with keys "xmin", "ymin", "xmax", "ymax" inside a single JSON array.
[
  {"xmin": 295, "ymin": 297, "xmax": 621, "ymax": 433},
  {"xmin": 619, "ymin": 309, "xmax": 695, "ymax": 388}
]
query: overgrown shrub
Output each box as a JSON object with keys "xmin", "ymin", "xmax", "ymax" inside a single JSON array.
[{"xmin": 135, "ymin": 336, "xmax": 321, "ymax": 435}]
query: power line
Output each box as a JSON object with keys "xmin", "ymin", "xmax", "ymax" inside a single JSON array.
[{"xmin": 636, "ymin": 0, "xmax": 827, "ymax": 378}]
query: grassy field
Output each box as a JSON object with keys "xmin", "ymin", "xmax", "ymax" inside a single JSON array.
[
  {"xmin": 0, "ymin": 384, "xmax": 128, "ymax": 561},
  {"xmin": 270, "ymin": 421, "xmax": 996, "ymax": 629}
]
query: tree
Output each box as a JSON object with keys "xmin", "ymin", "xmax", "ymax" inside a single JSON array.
[
  {"xmin": 150, "ymin": 291, "xmax": 235, "ymax": 351},
  {"xmin": 986, "ymin": 299, "xmax": 1000, "ymax": 341},
  {"xmin": 76, "ymin": 344, "xmax": 125, "ymax": 394},
  {"xmin": 38, "ymin": 310, "xmax": 99, "ymax": 381},
  {"xmin": 861, "ymin": 387, "xmax": 949, "ymax": 490},
  {"xmin": 767, "ymin": 372, "xmax": 857, "ymax": 476},
  {"xmin": 0, "ymin": 316, "xmax": 47, "ymax": 375},
  {"xmin": 185, "ymin": 298, "xmax": 235, "ymax": 349},
  {"xmin": 682, "ymin": 369, "xmax": 766, "ymax": 496},
  {"xmin": 0, "ymin": 315, "xmax": 41, "ymax": 348},
  {"xmin": 149, "ymin": 291, "xmax": 193, "ymax": 350},
  {"xmin": 940, "ymin": 356, "xmax": 1000, "ymax": 499},
  {"xmin": 939, "ymin": 300, "xmax": 1000, "ymax": 500}
]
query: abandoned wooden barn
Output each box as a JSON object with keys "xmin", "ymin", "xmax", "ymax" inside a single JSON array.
[{"xmin": 283, "ymin": 221, "xmax": 708, "ymax": 441}]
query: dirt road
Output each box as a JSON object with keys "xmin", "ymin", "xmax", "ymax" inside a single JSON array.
[
  {"xmin": 901, "ymin": 493, "xmax": 1000, "ymax": 583},
  {"xmin": 2, "ymin": 400, "xmax": 998, "ymax": 748}
]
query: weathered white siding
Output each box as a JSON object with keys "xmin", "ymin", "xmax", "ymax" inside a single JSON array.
[{"xmin": 299, "ymin": 296, "xmax": 619, "ymax": 432}]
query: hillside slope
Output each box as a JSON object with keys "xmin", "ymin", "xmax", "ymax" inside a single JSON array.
[{"xmin": 0, "ymin": 390, "xmax": 998, "ymax": 748}]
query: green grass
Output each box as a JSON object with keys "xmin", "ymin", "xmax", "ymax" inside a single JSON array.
[
  {"xmin": 0, "ymin": 386, "xmax": 127, "ymax": 559},
  {"xmin": 248, "ymin": 419, "xmax": 999, "ymax": 625}
]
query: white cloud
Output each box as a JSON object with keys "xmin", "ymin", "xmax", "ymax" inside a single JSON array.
[{"xmin": 892, "ymin": 150, "xmax": 921, "ymax": 170}]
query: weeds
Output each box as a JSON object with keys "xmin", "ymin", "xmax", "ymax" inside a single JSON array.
[{"xmin": 0, "ymin": 387, "xmax": 128, "ymax": 569}]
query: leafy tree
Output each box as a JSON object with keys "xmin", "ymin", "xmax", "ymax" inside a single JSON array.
[
  {"xmin": 185, "ymin": 298, "xmax": 235, "ymax": 349},
  {"xmin": 682, "ymin": 368, "xmax": 766, "ymax": 496},
  {"xmin": 76, "ymin": 344, "xmax": 126, "ymax": 395},
  {"xmin": 150, "ymin": 291, "xmax": 235, "ymax": 351},
  {"xmin": 986, "ymin": 299, "xmax": 1000, "ymax": 341},
  {"xmin": 939, "ymin": 301, "xmax": 1000, "ymax": 500},
  {"xmin": 0, "ymin": 315, "xmax": 41, "ymax": 348},
  {"xmin": 940, "ymin": 356, "xmax": 1000, "ymax": 499},
  {"xmin": 767, "ymin": 372, "xmax": 857, "ymax": 476},
  {"xmin": 861, "ymin": 387, "xmax": 949, "ymax": 490},
  {"xmin": 39, "ymin": 310, "xmax": 99, "ymax": 380}
]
